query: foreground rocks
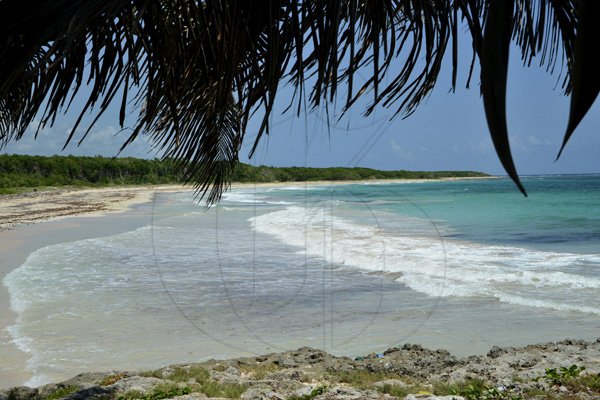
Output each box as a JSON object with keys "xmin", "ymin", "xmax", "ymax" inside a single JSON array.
[{"xmin": 2, "ymin": 339, "xmax": 599, "ymax": 400}]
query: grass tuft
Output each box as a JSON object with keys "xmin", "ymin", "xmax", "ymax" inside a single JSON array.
[
  {"xmin": 377, "ymin": 383, "xmax": 410, "ymax": 398},
  {"xmin": 238, "ymin": 363, "xmax": 282, "ymax": 380},
  {"xmin": 212, "ymin": 364, "xmax": 227, "ymax": 372},
  {"xmin": 98, "ymin": 373, "xmax": 128, "ymax": 386},
  {"xmin": 432, "ymin": 379, "xmax": 523, "ymax": 400},
  {"xmin": 326, "ymin": 369, "xmax": 400, "ymax": 389},
  {"xmin": 287, "ymin": 386, "xmax": 327, "ymax": 400},
  {"xmin": 117, "ymin": 383, "xmax": 191, "ymax": 400},
  {"xmin": 42, "ymin": 386, "xmax": 79, "ymax": 400},
  {"xmin": 133, "ymin": 366, "xmax": 247, "ymax": 399},
  {"xmin": 376, "ymin": 383, "xmax": 429, "ymax": 398},
  {"xmin": 562, "ymin": 372, "xmax": 600, "ymax": 396},
  {"xmin": 196, "ymin": 380, "xmax": 247, "ymax": 398},
  {"xmin": 139, "ymin": 370, "xmax": 163, "ymax": 379},
  {"xmin": 164, "ymin": 366, "xmax": 210, "ymax": 383}
]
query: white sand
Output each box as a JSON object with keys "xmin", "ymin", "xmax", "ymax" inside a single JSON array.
[
  {"xmin": 0, "ymin": 185, "xmax": 192, "ymax": 231},
  {"xmin": 0, "ymin": 177, "xmax": 493, "ymax": 231}
]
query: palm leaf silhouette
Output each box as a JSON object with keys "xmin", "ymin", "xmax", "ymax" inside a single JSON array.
[{"xmin": 0, "ymin": 1, "xmax": 595, "ymax": 202}]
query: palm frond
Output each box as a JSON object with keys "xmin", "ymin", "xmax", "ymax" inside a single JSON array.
[
  {"xmin": 557, "ymin": 0, "xmax": 600, "ymax": 159},
  {"xmin": 481, "ymin": 0, "xmax": 527, "ymax": 196},
  {"xmin": 0, "ymin": 1, "xmax": 594, "ymax": 202}
]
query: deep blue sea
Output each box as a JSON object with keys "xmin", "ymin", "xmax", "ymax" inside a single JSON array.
[{"xmin": 2, "ymin": 175, "xmax": 600, "ymax": 387}]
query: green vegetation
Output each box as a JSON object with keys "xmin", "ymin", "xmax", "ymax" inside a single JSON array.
[
  {"xmin": 0, "ymin": 154, "xmax": 488, "ymax": 192},
  {"xmin": 562, "ymin": 372, "xmax": 600, "ymax": 393},
  {"xmin": 118, "ymin": 383, "xmax": 191, "ymax": 400},
  {"xmin": 426, "ymin": 366, "xmax": 600, "ymax": 400},
  {"xmin": 138, "ymin": 366, "xmax": 246, "ymax": 399},
  {"xmin": 0, "ymin": 155, "xmax": 182, "ymax": 188},
  {"xmin": 287, "ymin": 386, "xmax": 327, "ymax": 400},
  {"xmin": 524, "ymin": 365, "xmax": 600, "ymax": 399},
  {"xmin": 24, "ymin": 363, "xmax": 600, "ymax": 400},
  {"xmin": 523, "ymin": 373, "xmax": 600, "ymax": 400},
  {"xmin": 232, "ymin": 163, "xmax": 488, "ymax": 183},
  {"xmin": 326, "ymin": 368, "xmax": 428, "ymax": 396},
  {"xmin": 326, "ymin": 369, "xmax": 507, "ymax": 398},
  {"xmin": 98, "ymin": 373, "xmax": 128, "ymax": 386},
  {"xmin": 377, "ymin": 383, "xmax": 409, "ymax": 398},
  {"xmin": 42, "ymin": 386, "xmax": 79, "ymax": 400},
  {"xmin": 541, "ymin": 365, "xmax": 586, "ymax": 386},
  {"xmin": 5, "ymin": 362, "xmax": 600, "ymax": 400},
  {"xmin": 238, "ymin": 362, "xmax": 282, "ymax": 380},
  {"xmin": 326, "ymin": 369, "xmax": 402, "ymax": 389},
  {"xmin": 194, "ymin": 380, "xmax": 247, "ymax": 398},
  {"xmin": 377, "ymin": 383, "xmax": 424, "ymax": 398},
  {"xmin": 211, "ymin": 364, "xmax": 228, "ymax": 372},
  {"xmin": 1, "ymin": 0, "xmax": 590, "ymax": 201},
  {"xmin": 326, "ymin": 367, "xmax": 598, "ymax": 400},
  {"xmin": 141, "ymin": 365, "xmax": 210, "ymax": 383},
  {"xmin": 434, "ymin": 379, "xmax": 522, "ymax": 400},
  {"xmin": 0, "ymin": 187, "xmax": 38, "ymax": 195}
]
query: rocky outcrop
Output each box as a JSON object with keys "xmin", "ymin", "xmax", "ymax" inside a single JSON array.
[{"xmin": 2, "ymin": 339, "xmax": 599, "ymax": 400}]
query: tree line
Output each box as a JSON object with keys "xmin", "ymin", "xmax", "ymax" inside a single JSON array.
[
  {"xmin": 0, "ymin": 154, "xmax": 488, "ymax": 192},
  {"xmin": 232, "ymin": 163, "xmax": 488, "ymax": 182}
]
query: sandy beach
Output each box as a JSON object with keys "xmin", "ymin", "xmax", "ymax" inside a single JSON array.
[
  {"xmin": 0, "ymin": 178, "xmax": 490, "ymax": 388},
  {"xmin": 0, "ymin": 185, "xmax": 188, "ymax": 388},
  {"xmin": 1, "ymin": 177, "xmax": 493, "ymax": 231},
  {"xmin": 3, "ymin": 175, "xmax": 597, "ymax": 394},
  {"xmin": 0, "ymin": 185, "xmax": 191, "ymax": 232}
]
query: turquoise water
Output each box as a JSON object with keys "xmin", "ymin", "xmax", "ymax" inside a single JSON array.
[
  {"xmin": 249, "ymin": 175, "xmax": 600, "ymax": 313},
  {"xmin": 266, "ymin": 175, "xmax": 600, "ymax": 253},
  {"xmin": 2, "ymin": 175, "xmax": 600, "ymax": 387}
]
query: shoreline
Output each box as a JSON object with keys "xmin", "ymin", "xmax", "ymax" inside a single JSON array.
[
  {"xmin": 0, "ymin": 185, "xmax": 189, "ymax": 232},
  {"xmin": 8, "ymin": 176, "xmax": 576, "ymax": 394},
  {"xmin": 1, "ymin": 339, "xmax": 599, "ymax": 398},
  {"xmin": 229, "ymin": 176, "xmax": 497, "ymax": 189},
  {"xmin": 0, "ymin": 205, "xmax": 161, "ymax": 388},
  {"xmin": 0, "ymin": 186, "xmax": 184, "ymax": 388},
  {"xmin": 0, "ymin": 177, "xmax": 492, "ymax": 388},
  {"xmin": 0, "ymin": 176, "xmax": 495, "ymax": 232}
]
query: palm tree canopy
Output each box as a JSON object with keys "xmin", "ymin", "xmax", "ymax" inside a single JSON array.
[{"xmin": 0, "ymin": 0, "xmax": 598, "ymax": 203}]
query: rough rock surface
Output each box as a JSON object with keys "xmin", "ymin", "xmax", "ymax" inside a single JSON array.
[
  {"xmin": 2, "ymin": 339, "xmax": 599, "ymax": 400},
  {"xmin": 405, "ymin": 396, "xmax": 465, "ymax": 400}
]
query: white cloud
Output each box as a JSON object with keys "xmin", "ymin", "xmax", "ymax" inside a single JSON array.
[
  {"xmin": 511, "ymin": 134, "xmax": 552, "ymax": 152},
  {"xmin": 389, "ymin": 139, "xmax": 413, "ymax": 160},
  {"xmin": 3, "ymin": 121, "xmax": 155, "ymax": 158},
  {"xmin": 453, "ymin": 139, "xmax": 493, "ymax": 155}
]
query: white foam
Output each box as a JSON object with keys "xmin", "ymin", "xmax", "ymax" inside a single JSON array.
[
  {"xmin": 268, "ymin": 186, "xmax": 325, "ymax": 191},
  {"xmin": 24, "ymin": 374, "xmax": 52, "ymax": 389},
  {"xmin": 222, "ymin": 192, "xmax": 265, "ymax": 203},
  {"xmin": 2, "ymin": 225, "xmax": 161, "ymax": 387},
  {"xmin": 250, "ymin": 205, "xmax": 600, "ymax": 315},
  {"xmin": 221, "ymin": 191, "xmax": 293, "ymax": 205},
  {"xmin": 5, "ymin": 324, "xmax": 32, "ymax": 354}
]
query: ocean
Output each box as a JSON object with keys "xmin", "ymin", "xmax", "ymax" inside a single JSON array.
[{"xmin": 2, "ymin": 175, "xmax": 600, "ymax": 387}]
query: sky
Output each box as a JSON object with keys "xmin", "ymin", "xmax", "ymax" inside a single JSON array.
[{"xmin": 3, "ymin": 38, "xmax": 599, "ymax": 176}]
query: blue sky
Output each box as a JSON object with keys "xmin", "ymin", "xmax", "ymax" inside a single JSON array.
[{"xmin": 4, "ymin": 41, "xmax": 599, "ymax": 176}]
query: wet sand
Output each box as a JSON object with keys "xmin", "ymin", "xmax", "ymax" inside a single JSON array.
[
  {"xmin": 0, "ymin": 176, "xmax": 501, "ymax": 388},
  {"xmin": 0, "ymin": 202, "xmax": 161, "ymax": 388},
  {"xmin": 0, "ymin": 185, "xmax": 185, "ymax": 388}
]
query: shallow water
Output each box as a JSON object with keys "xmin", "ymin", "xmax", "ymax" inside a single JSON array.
[{"xmin": 2, "ymin": 176, "xmax": 600, "ymax": 388}]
